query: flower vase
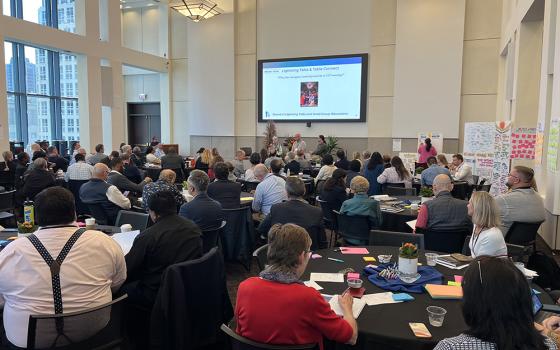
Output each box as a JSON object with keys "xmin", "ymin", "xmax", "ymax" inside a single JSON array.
[{"xmin": 398, "ymin": 256, "xmax": 418, "ymax": 276}]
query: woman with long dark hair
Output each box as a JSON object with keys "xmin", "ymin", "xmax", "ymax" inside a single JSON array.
[
  {"xmin": 418, "ymin": 137, "xmax": 437, "ymax": 163},
  {"xmin": 320, "ymin": 168, "xmax": 348, "ymax": 211},
  {"xmin": 363, "ymin": 152, "xmax": 384, "ymax": 196},
  {"xmin": 377, "ymin": 156, "xmax": 412, "ymax": 189},
  {"xmin": 434, "ymin": 257, "xmax": 556, "ymax": 350}
]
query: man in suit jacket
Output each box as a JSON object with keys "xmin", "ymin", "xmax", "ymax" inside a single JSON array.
[
  {"xmin": 22, "ymin": 158, "xmax": 56, "ymax": 200},
  {"xmin": 257, "ymin": 177, "xmax": 326, "ymax": 248},
  {"xmin": 161, "ymin": 147, "xmax": 185, "ymax": 172},
  {"xmin": 47, "ymin": 146, "xmax": 69, "ymax": 173},
  {"xmin": 207, "ymin": 162, "xmax": 241, "ymax": 209},
  {"xmin": 107, "ymin": 158, "xmax": 151, "ymax": 195},
  {"xmin": 179, "ymin": 170, "xmax": 223, "ymax": 230}
]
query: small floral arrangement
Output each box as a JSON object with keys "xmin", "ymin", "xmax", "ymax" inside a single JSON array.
[
  {"xmin": 399, "ymin": 243, "xmax": 418, "ymax": 259},
  {"xmin": 419, "ymin": 186, "xmax": 434, "ymax": 197},
  {"xmin": 182, "ymin": 181, "xmax": 188, "ymax": 191},
  {"xmin": 18, "ymin": 221, "xmax": 38, "ymax": 234}
]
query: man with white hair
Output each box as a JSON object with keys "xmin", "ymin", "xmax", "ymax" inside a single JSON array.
[
  {"xmin": 252, "ymin": 163, "xmax": 287, "ymax": 216},
  {"xmin": 415, "ymin": 174, "xmax": 471, "ymax": 231},
  {"xmin": 233, "ymin": 150, "xmax": 246, "ymax": 178},
  {"xmin": 291, "ymin": 133, "xmax": 306, "ymax": 153},
  {"xmin": 121, "ymin": 145, "xmax": 132, "ymax": 156},
  {"xmin": 80, "ymin": 163, "xmax": 131, "ymax": 224}
]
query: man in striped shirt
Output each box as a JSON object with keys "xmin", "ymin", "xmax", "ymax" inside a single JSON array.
[{"xmin": 65, "ymin": 153, "xmax": 94, "ymax": 181}]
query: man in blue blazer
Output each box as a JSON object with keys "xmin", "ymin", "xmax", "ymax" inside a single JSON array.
[{"xmin": 179, "ymin": 170, "xmax": 223, "ymax": 231}]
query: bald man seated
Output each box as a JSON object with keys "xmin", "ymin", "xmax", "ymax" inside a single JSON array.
[
  {"xmin": 415, "ymin": 174, "xmax": 472, "ymax": 231},
  {"xmin": 80, "ymin": 163, "xmax": 131, "ymax": 225}
]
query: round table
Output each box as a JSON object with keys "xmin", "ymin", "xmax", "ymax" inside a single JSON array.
[
  {"xmin": 302, "ymin": 246, "xmax": 465, "ymax": 350},
  {"xmin": 380, "ymin": 196, "xmax": 420, "ymax": 233}
]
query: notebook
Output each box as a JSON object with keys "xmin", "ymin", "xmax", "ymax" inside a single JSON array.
[
  {"xmin": 327, "ymin": 295, "xmax": 366, "ymax": 318},
  {"xmin": 424, "ymin": 284, "xmax": 463, "ymax": 299}
]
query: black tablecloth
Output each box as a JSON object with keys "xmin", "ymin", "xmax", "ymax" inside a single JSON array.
[{"xmin": 380, "ymin": 196, "xmax": 419, "ymax": 233}]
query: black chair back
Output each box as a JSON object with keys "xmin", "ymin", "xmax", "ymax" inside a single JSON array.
[
  {"xmin": 253, "ymin": 244, "xmax": 268, "ymax": 271},
  {"xmin": 86, "ymin": 203, "xmax": 111, "ymax": 226},
  {"xmin": 241, "ymin": 181, "xmax": 259, "ymax": 193},
  {"xmin": 316, "ymin": 197, "xmax": 335, "ymax": 229},
  {"xmin": 0, "ymin": 190, "xmax": 16, "ymax": 212},
  {"xmin": 220, "ymin": 324, "xmax": 318, "ymax": 350},
  {"xmin": 202, "ymin": 220, "xmax": 227, "ymax": 253},
  {"xmin": 221, "ymin": 207, "xmax": 255, "ymax": 268},
  {"xmin": 451, "ymin": 182, "xmax": 469, "ymax": 200},
  {"xmin": 462, "ymin": 235, "xmax": 472, "ymax": 256},
  {"xmin": 416, "ymin": 227, "xmax": 471, "ymax": 254},
  {"xmin": 0, "ymin": 169, "xmax": 15, "ymax": 190},
  {"xmin": 115, "ymin": 210, "xmax": 149, "ymax": 231},
  {"xmin": 26, "ymin": 295, "xmax": 127, "ymax": 350},
  {"xmin": 67, "ymin": 180, "xmax": 90, "ymax": 215},
  {"xmin": 240, "ymin": 147, "xmax": 252, "ymax": 157},
  {"xmin": 369, "ymin": 230, "xmax": 425, "ymax": 250},
  {"xmin": 385, "ymin": 186, "xmax": 416, "ymax": 196},
  {"xmin": 381, "ymin": 182, "xmax": 404, "ymax": 194},
  {"xmin": 335, "ymin": 211, "xmax": 371, "ymax": 245},
  {"xmin": 505, "ymin": 221, "xmax": 544, "ymax": 247}
]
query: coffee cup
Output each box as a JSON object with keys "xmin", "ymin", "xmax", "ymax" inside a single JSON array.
[
  {"xmin": 85, "ymin": 218, "xmax": 96, "ymax": 230},
  {"xmin": 120, "ymin": 224, "xmax": 133, "ymax": 232},
  {"xmin": 411, "ymin": 203, "xmax": 419, "ymax": 210}
]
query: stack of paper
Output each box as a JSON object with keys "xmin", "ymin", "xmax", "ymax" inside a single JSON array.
[
  {"xmin": 111, "ymin": 230, "xmax": 141, "ymax": 255},
  {"xmin": 436, "ymin": 255, "xmax": 469, "ymax": 270},
  {"xmin": 340, "ymin": 247, "xmax": 370, "ymax": 255},
  {"xmin": 309, "ymin": 273, "xmax": 344, "ymax": 283},
  {"xmin": 303, "ymin": 281, "xmax": 323, "ymax": 290},
  {"xmin": 424, "ymin": 284, "xmax": 463, "ymax": 299},
  {"xmin": 522, "ymin": 267, "xmax": 539, "ymax": 278},
  {"xmin": 380, "ymin": 207, "xmax": 405, "ymax": 213},
  {"xmin": 362, "ymin": 292, "xmax": 402, "ymax": 306},
  {"xmin": 328, "ymin": 295, "xmax": 366, "ymax": 318}
]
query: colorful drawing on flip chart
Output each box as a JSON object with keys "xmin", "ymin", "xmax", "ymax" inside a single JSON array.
[
  {"xmin": 510, "ymin": 127, "xmax": 536, "ymax": 159},
  {"xmin": 417, "ymin": 132, "xmax": 443, "ymax": 159},
  {"xmin": 490, "ymin": 121, "xmax": 512, "ymax": 196},
  {"xmin": 535, "ymin": 122, "xmax": 545, "ymax": 166},
  {"xmin": 464, "ymin": 123, "xmax": 495, "ymax": 153},
  {"xmin": 547, "ymin": 119, "xmax": 560, "ymax": 172}
]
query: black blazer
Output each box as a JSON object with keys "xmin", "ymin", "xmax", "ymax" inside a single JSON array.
[
  {"xmin": 335, "ymin": 158, "xmax": 350, "ymax": 170},
  {"xmin": 108, "ymin": 171, "xmax": 148, "ymax": 194},
  {"xmin": 161, "ymin": 154, "xmax": 185, "ymax": 171},
  {"xmin": 320, "ymin": 185, "xmax": 348, "ymax": 212},
  {"xmin": 258, "ymin": 199, "xmax": 324, "ymax": 239},
  {"xmin": 179, "ymin": 193, "xmax": 223, "ymax": 231},
  {"xmin": 284, "ymin": 160, "xmax": 301, "ymax": 175},
  {"xmin": 22, "ymin": 168, "xmax": 56, "ymax": 200},
  {"xmin": 207, "ymin": 180, "xmax": 242, "ymax": 209},
  {"xmin": 48, "ymin": 155, "xmax": 69, "ymax": 173}
]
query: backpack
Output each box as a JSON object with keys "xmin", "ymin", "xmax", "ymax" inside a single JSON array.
[{"xmin": 527, "ymin": 251, "xmax": 560, "ymax": 290}]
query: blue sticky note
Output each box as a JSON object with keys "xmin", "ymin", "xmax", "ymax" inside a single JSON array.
[
  {"xmin": 533, "ymin": 289, "xmax": 542, "ymax": 295},
  {"xmin": 393, "ymin": 293, "xmax": 415, "ymax": 301}
]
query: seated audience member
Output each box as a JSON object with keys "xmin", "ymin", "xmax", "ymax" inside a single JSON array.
[
  {"xmin": 161, "ymin": 147, "xmax": 185, "ymax": 174},
  {"xmin": 122, "ymin": 191, "xmax": 202, "ymax": 307},
  {"xmin": 382, "ymin": 154, "xmax": 392, "ymax": 169},
  {"xmin": 121, "ymin": 144, "xmax": 132, "ymax": 156},
  {"xmin": 195, "ymin": 148, "xmax": 212, "ymax": 173},
  {"xmin": 208, "ymin": 155, "xmax": 224, "ymax": 180},
  {"xmin": 225, "ymin": 161, "xmax": 237, "ymax": 181},
  {"xmin": 434, "ymin": 257, "xmax": 555, "ymax": 350},
  {"xmin": 233, "ymin": 150, "xmax": 246, "ymax": 178},
  {"xmin": 100, "ymin": 151, "xmax": 120, "ymax": 166},
  {"xmin": 284, "ymin": 151, "xmax": 301, "ymax": 175},
  {"xmin": 270, "ymin": 158, "xmax": 286, "ymax": 179},
  {"xmin": 363, "ymin": 152, "xmax": 384, "ymax": 196},
  {"xmin": 495, "ymin": 166, "xmax": 546, "ymax": 235},
  {"xmin": 345, "ymin": 160, "xmax": 361, "ymax": 188},
  {"xmin": 311, "ymin": 134, "xmax": 328, "ymax": 157},
  {"xmin": 142, "ymin": 169, "xmax": 185, "ymax": 211},
  {"xmin": 2, "ymin": 150, "xmax": 16, "ymax": 172},
  {"xmin": 86, "ymin": 144, "xmax": 106, "ymax": 165},
  {"xmin": 334, "ymin": 149, "xmax": 350, "ymax": 170},
  {"xmin": 121, "ymin": 153, "xmax": 143, "ymax": 184},
  {"xmin": 416, "ymin": 174, "xmax": 471, "ymax": 231},
  {"xmin": 154, "ymin": 143, "xmax": 166, "ymax": 159},
  {"xmin": 207, "ymin": 162, "xmax": 242, "ymax": 209},
  {"xmin": 252, "ymin": 163, "xmax": 287, "ymax": 216},
  {"xmin": 47, "ymin": 146, "xmax": 69, "ymax": 173},
  {"xmin": 437, "ymin": 154, "xmax": 449, "ymax": 168},
  {"xmin": 244, "ymin": 152, "xmax": 261, "ymax": 182},
  {"xmin": 131, "ymin": 146, "xmax": 145, "ymax": 167},
  {"xmin": 320, "ymin": 169, "xmax": 348, "ymax": 212},
  {"xmin": 29, "ymin": 143, "xmax": 41, "ymax": 154},
  {"xmin": 29, "ymin": 150, "xmax": 48, "ymax": 172},
  {"xmin": 467, "ymin": 191, "xmax": 507, "ymax": 258},
  {"xmin": 421, "ymin": 156, "xmax": 451, "ymax": 186},
  {"xmin": 264, "ymin": 150, "xmax": 283, "ymax": 169},
  {"xmin": 145, "ymin": 146, "xmax": 161, "ymax": 166},
  {"xmin": 352, "ymin": 151, "xmax": 362, "ymax": 165},
  {"xmin": 450, "ymin": 153, "xmax": 473, "ymax": 184},
  {"xmin": 68, "ymin": 142, "xmax": 81, "ymax": 165},
  {"xmin": 23, "ymin": 158, "xmax": 56, "ymax": 200},
  {"xmin": 179, "ymin": 170, "xmax": 223, "ymax": 230},
  {"xmin": 0, "ymin": 187, "xmax": 126, "ymax": 348},
  {"xmin": 361, "ymin": 151, "xmax": 371, "ymax": 173},
  {"xmin": 212, "ymin": 147, "xmax": 221, "ymax": 158},
  {"xmin": 315, "ymin": 154, "xmax": 337, "ymax": 184},
  {"xmin": 80, "ymin": 163, "xmax": 131, "ymax": 223},
  {"xmin": 236, "ymin": 224, "xmax": 358, "ymax": 347},
  {"xmin": 258, "ymin": 178, "xmax": 325, "ymax": 247},
  {"xmin": 340, "ymin": 176, "xmax": 383, "ymax": 230},
  {"xmin": 296, "ymin": 149, "xmax": 311, "ymax": 169},
  {"xmin": 14, "ymin": 152, "xmax": 29, "ymax": 189},
  {"xmin": 108, "ymin": 158, "xmax": 151, "ymax": 195},
  {"xmin": 65, "ymin": 153, "xmax": 94, "ymax": 181},
  {"xmin": 377, "ymin": 156, "xmax": 412, "ymax": 189}
]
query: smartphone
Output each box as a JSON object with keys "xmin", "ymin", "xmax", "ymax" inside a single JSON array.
[{"xmin": 409, "ymin": 323, "xmax": 432, "ymax": 338}]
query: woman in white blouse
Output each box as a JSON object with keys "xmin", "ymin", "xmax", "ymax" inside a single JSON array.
[
  {"xmin": 468, "ymin": 191, "xmax": 507, "ymax": 258},
  {"xmin": 315, "ymin": 154, "xmax": 337, "ymax": 184},
  {"xmin": 376, "ymin": 156, "xmax": 412, "ymax": 188}
]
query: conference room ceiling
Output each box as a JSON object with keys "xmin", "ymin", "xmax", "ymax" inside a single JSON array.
[{"xmin": 121, "ymin": 0, "xmax": 233, "ymax": 13}]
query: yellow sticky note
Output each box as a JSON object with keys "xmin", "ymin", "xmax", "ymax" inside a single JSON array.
[
  {"xmin": 448, "ymin": 281, "xmax": 461, "ymax": 286},
  {"xmin": 363, "ymin": 256, "xmax": 376, "ymax": 262}
]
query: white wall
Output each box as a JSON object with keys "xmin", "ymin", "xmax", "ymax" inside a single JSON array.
[{"xmin": 393, "ymin": 0, "xmax": 466, "ymax": 139}]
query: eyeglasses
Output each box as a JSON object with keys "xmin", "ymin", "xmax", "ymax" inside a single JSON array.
[{"xmin": 508, "ymin": 173, "xmax": 520, "ymax": 181}]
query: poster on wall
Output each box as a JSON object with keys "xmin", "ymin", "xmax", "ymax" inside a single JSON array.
[
  {"xmin": 510, "ymin": 127, "xmax": 537, "ymax": 159},
  {"xmin": 417, "ymin": 132, "xmax": 443, "ymax": 160},
  {"xmin": 547, "ymin": 118, "xmax": 560, "ymax": 172},
  {"xmin": 399, "ymin": 152, "xmax": 418, "ymax": 173},
  {"xmin": 535, "ymin": 121, "xmax": 545, "ymax": 166},
  {"xmin": 490, "ymin": 121, "xmax": 512, "ymax": 196},
  {"xmin": 464, "ymin": 122, "xmax": 495, "ymax": 154},
  {"xmin": 463, "ymin": 152, "xmax": 494, "ymax": 180}
]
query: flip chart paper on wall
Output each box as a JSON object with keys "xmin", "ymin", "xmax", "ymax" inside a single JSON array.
[
  {"xmin": 490, "ymin": 121, "xmax": 512, "ymax": 196},
  {"xmin": 535, "ymin": 121, "xmax": 545, "ymax": 166},
  {"xmin": 399, "ymin": 152, "xmax": 418, "ymax": 172},
  {"xmin": 511, "ymin": 127, "xmax": 537, "ymax": 159},
  {"xmin": 392, "ymin": 139, "xmax": 402, "ymax": 152},
  {"xmin": 547, "ymin": 118, "xmax": 560, "ymax": 172},
  {"xmin": 464, "ymin": 122, "xmax": 494, "ymax": 153},
  {"xmin": 418, "ymin": 132, "xmax": 444, "ymax": 156}
]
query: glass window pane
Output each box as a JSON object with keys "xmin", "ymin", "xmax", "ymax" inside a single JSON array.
[
  {"xmin": 27, "ymin": 96, "xmax": 52, "ymax": 144},
  {"xmin": 7, "ymin": 94, "xmax": 18, "ymax": 141},
  {"xmin": 4, "ymin": 42, "xmax": 14, "ymax": 92},
  {"xmin": 25, "ymin": 46, "xmax": 49, "ymax": 95},
  {"xmin": 57, "ymin": 0, "xmax": 75, "ymax": 33},
  {"xmin": 59, "ymin": 53, "xmax": 77, "ymax": 97},
  {"xmin": 61, "ymin": 99, "xmax": 79, "ymax": 141},
  {"xmin": 3, "ymin": 0, "xmax": 11, "ymax": 16},
  {"xmin": 23, "ymin": 0, "xmax": 48, "ymax": 25}
]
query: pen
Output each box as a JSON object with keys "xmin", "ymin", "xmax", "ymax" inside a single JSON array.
[{"xmin": 328, "ymin": 257, "xmax": 345, "ymax": 263}]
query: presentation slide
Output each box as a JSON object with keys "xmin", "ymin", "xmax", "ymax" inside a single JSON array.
[{"xmin": 258, "ymin": 54, "xmax": 368, "ymax": 122}]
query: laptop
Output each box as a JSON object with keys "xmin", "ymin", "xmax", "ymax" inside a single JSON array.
[{"xmin": 533, "ymin": 289, "xmax": 560, "ymax": 323}]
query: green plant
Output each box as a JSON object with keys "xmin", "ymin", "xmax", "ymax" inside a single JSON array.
[
  {"xmin": 415, "ymin": 167, "xmax": 426, "ymax": 175},
  {"xmin": 182, "ymin": 181, "xmax": 188, "ymax": 191},
  {"xmin": 399, "ymin": 243, "xmax": 418, "ymax": 259},
  {"xmin": 263, "ymin": 121, "xmax": 277, "ymax": 150},
  {"xmin": 419, "ymin": 186, "xmax": 434, "ymax": 197},
  {"xmin": 18, "ymin": 221, "xmax": 38, "ymax": 234},
  {"xmin": 325, "ymin": 136, "xmax": 340, "ymax": 154}
]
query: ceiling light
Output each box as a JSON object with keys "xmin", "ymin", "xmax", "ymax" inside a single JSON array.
[{"xmin": 170, "ymin": 0, "xmax": 222, "ymax": 22}]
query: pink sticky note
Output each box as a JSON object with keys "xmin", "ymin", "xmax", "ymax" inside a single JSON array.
[
  {"xmin": 340, "ymin": 247, "xmax": 370, "ymax": 255},
  {"xmin": 454, "ymin": 275, "xmax": 463, "ymax": 283},
  {"xmin": 311, "ymin": 254, "xmax": 322, "ymax": 259},
  {"xmin": 347, "ymin": 272, "xmax": 360, "ymax": 280}
]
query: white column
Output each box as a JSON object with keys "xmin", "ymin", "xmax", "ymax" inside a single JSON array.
[
  {"xmin": 77, "ymin": 55, "xmax": 103, "ymax": 152},
  {"xmin": 0, "ymin": 34, "xmax": 10, "ymax": 151},
  {"xmin": 159, "ymin": 5, "xmax": 171, "ymax": 144}
]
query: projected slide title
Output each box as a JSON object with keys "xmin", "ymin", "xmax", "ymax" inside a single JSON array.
[{"xmin": 259, "ymin": 56, "xmax": 366, "ymax": 122}]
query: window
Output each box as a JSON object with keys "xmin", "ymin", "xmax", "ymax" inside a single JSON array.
[
  {"xmin": 3, "ymin": 0, "xmax": 11, "ymax": 16},
  {"xmin": 22, "ymin": 0, "xmax": 46, "ymax": 25},
  {"xmin": 6, "ymin": 1, "xmax": 77, "ymax": 34},
  {"xmin": 58, "ymin": 0, "xmax": 75, "ymax": 33}
]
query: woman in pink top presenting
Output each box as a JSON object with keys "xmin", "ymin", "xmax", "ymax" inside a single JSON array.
[{"xmin": 417, "ymin": 138, "xmax": 437, "ymax": 163}]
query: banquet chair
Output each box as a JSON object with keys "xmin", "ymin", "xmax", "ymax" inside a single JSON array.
[
  {"xmin": 221, "ymin": 206, "xmax": 255, "ymax": 270},
  {"xmin": 0, "ymin": 190, "xmax": 16, "ymax": 226},
  {"xmin": 85, "ymin": 203, "xmax": 112, "ymax": 226},
  {"xmin": 316, "ymin": 197, "xmax": 338, "ymax": 245},
  {"xmin": 0, "ymin": 169, "xmax": 15, "ymax": 190},
  {"xmin": 26, "ymin": 294, "xmax": 127, "ymax": 350},
  {"xmin": 115, "ymin": 210, "xmax": 149, "ymax": 231},
  {"xmin": 67, "ymin": 180, "xmax": 90, "ymax": 216},
  {"xmin": 241, "ymin": 181, "xmax": 260, "ymax": 193},
  {"xmin": 369, "ymin": 230, "xmax": 425, "ymax": 250},
  {"xmin": 335, "ymin": 211, "xmax": 371, "ymax": 246},
  {"xmin": 505, "ymin": 221, "xmax": 544, "ymax": 258},
  {"xmin": 416, "ymin": 227, "xmax": 471, "ymax": 254},
  {"xmin": 253, "ymin": 244, "xmax": 269, "ymax": 271},
  {"xmin": 202, "ymin": 220, "xmax": 227, "ymax": 253},
  {"xmin": 385, "ymin": 186, "xmax": 416, "ymax": 196},
  {"xmin": 221, "ymin": 324, "xmax": 318, "ymax": 350}
]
